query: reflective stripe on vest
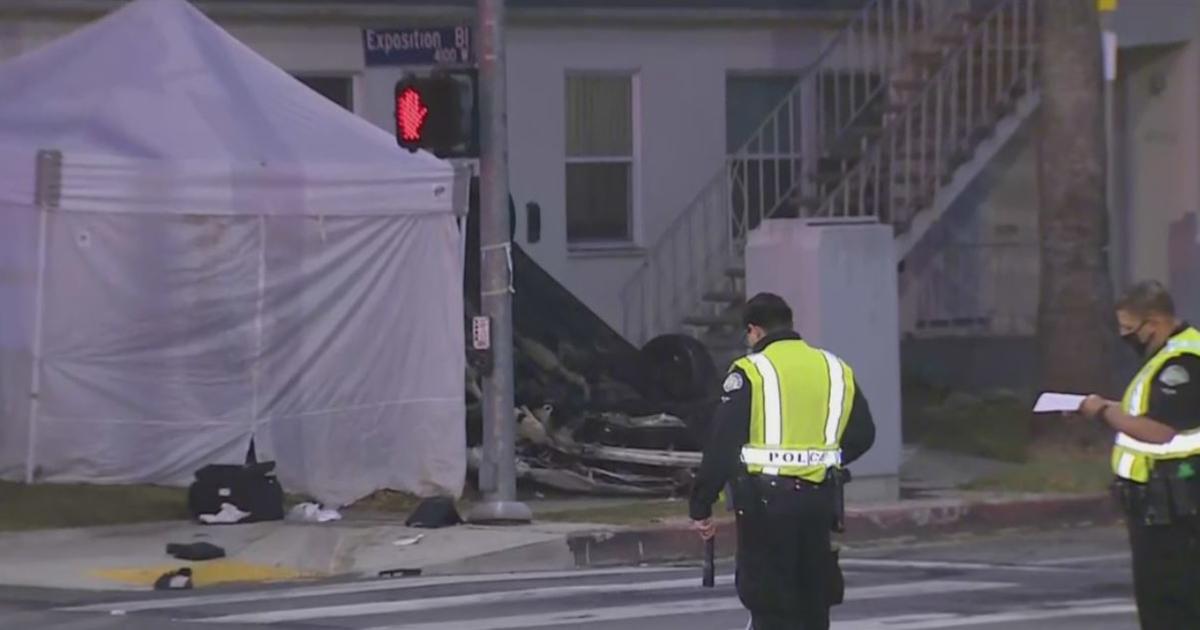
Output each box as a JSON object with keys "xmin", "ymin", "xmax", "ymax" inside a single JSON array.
[
  {"xmin": 733, "ymin": 340, "xmax": 855, "ymax": 483},
  {"xmin": 1112, "ymin": 329, "xmax": 1200, "ymax": 482},
  {"xmin": 740, "ymin": 446, "xmax": 842, "ymax": 468}
]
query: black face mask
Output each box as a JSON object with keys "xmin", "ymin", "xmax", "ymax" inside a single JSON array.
[{"xmin": 1122, "ymin": 321, "xmax": 1151, "ymax": 357}]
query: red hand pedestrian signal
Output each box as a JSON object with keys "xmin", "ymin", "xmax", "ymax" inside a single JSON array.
[
  {"xmin": 396, "ymin": 85, "xmax": 429, "ymax": 146},
  {"xmin": 393, "ymin": 73, "xmax": 478, "ymax": 156}
]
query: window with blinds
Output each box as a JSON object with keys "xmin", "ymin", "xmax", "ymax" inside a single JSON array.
[{"xmin": 565, "ymin": 73, "xmax": 635, "ymax": 244}]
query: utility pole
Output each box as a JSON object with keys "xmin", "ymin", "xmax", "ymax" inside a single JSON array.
[{"xmin": 467, "ymin": 0, "xmax": 531, "ymax": 524}]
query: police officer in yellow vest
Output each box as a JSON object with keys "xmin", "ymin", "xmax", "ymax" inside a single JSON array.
[
  {"xmin": 690, "ymin": 293, "xmax": 876, "ymax": 630},
  {"xmin": 1078, "ymin": 281, "xmax": 1200, "ymax": 629}
]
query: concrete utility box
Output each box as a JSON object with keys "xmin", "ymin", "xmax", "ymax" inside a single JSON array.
[
  {"xmin": 1169, "ymin": 213, "xmax": 1200, "ymax": 324},
  {"xmin": 745, "ymin": 219, "xmax": 902, "ymax": 502}
]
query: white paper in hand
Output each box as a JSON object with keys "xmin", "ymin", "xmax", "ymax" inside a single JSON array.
[{"xmin": 1032, "ymin": 393, "xmax": 1087, "ymax": 413}]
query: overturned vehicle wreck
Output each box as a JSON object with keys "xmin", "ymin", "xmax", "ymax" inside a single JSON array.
[{"xmin": 463, "ymin": 198, "xmax": 723, "ymax": 496}]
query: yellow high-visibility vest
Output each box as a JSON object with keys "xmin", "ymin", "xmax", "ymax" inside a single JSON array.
[
  {"xmin": 1112, "ymin": 327, "xmax": 1200, "ymax": 482},
  {"xmin": 733, "ymin": 339, "xmax": 855, "ymax": 483}
]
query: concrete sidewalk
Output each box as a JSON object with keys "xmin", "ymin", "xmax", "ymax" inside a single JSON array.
[
  {"xmin": 0, "ymin": 490, "xmax": 1119, "ymax": 592},
  {"xmin": 0, "ymin": 446, "xmax": 1117, "ymax": 591},
  {"xmin": 0, "ymin": 517, "xmax": 608, "ymax": 591}
]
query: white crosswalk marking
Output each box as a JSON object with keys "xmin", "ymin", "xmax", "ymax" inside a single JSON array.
[
  {"xmin": 362, "ymin": 596, "xmax": 739, "ymax": 630},
  {"xmin": 59, "ymin": 566, "xmax": 685, "ymax": 614},
  {"xmin": 198, "ymin": 575, "xmax": 738, "ymax": 624},
  {"xmin": 838, "ymin": 558, "xmax": 1091, "ymax": 573},
  {"xmin": 354, "ymin": 581, "xmax": 1014, "ymax": 630},
  {"xmin": 722, "ymin": 600, "xmax": 1138, "ymax": 630},
  {"xmin": 1027, "ymin": 553, "xmax": 1132, "ymax": 566},
  {"xmin": 52, "ymin": 549, "xmax": 1138, "ymax": 630},
  {"xmin": 830, "ymin": 599, "xmax": 1137, "ymax": 629}
]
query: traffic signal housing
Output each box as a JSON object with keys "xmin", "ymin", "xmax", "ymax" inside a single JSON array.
[{"xmin": 394, "ymin": 71, "xmax": 478, "ymax": 158}]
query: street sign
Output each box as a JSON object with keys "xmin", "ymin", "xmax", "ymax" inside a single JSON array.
[{"xmin": 363, "ymin": 27, "xmax": 472, "ymax": 66}]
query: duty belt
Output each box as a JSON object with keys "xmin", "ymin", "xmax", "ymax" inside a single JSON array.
[{"xmin": 740, "ymin": 446, "xmax": 842, "ymax": 468}]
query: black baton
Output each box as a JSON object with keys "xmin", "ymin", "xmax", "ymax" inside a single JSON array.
[{"xmin": 702, "ymin": 537, "xmax": 715, "ymax": 587}]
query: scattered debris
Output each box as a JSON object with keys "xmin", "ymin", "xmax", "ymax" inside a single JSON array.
[
  {"xmin": 153, "ymin": 567, "xmax": 193, "ymax": 590},
  {"xmin": 469, "ymin": 407, "xmax": 710, "ymax": 497},
  {"xmin": 393, "ymin": 534, "xmax": 425, "ymax": 547},
  {"xmin": 517, "ymin": 406, "xmax": 551, "ymax": 446},
  {"xmin": 289, "ymin": 502, "xmax": 343, "ymax": 523},
  {"xmin": 462, "ymin": 227, "xmax": 722, "ymax": 498},
  {"xmin": 378, "ymin": 568, "xmax": 422, "ymax": 578},
  {"xmin": 166, "ymin": 542, "xmax": 226, "ymax": 561},
  {"xmin": 198, "ymin": 502, "xmax": 251, "ymax": 525},
  {"xmin": 524, "ymin": 466, "xmax": 672, "ymax": 497},
  {"xmin": 576, "ymin": 444, "xmax": 703, "ymax": 468}
]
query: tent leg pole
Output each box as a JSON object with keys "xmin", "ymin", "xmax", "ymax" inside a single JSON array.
[
  {"xmin": 249, "ymin": 215, "xmax": 266, "ymax": 454},
  {"xmin": 467, "ymin": 0, "xmax": 530, "ymax": 525},
  {"xmin": 24, "ymin": 207, "xmax": 47, "ymax": 484},
  {"xmin": 25, "ymin": 150, "xmax": 62, "ymax": 485}
]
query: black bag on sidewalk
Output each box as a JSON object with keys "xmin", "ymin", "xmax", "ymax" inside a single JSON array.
[
  {"xmin": 405, "ymin": 497, "xmax": 462, "ymax": 528},
  {"xmin": 188, "ymin": 462, "xmax": 284, "ymax": 523}
]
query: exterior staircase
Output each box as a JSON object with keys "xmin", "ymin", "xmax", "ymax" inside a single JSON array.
[{"xmin": 619, "ymin": 0, "xmax": 1040, "ymax": 366}]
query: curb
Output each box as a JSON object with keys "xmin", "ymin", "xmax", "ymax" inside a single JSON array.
[
  {"xmin": 841, "ymin": 493, "xmax": 1117, "ymax": 540},
  {"xmin": 565, "ymin": 493, "xmax": 1118, "ymax": 567}
]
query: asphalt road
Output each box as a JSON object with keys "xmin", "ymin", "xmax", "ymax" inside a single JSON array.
[{"xmin": 0, "ymin": 526, "xmax": 1138, "ymax": 629}]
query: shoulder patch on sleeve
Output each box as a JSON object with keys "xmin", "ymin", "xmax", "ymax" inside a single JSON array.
[
  {"xmin": 1160, "ymin": 364, "xmax": 1191, "ymax": 387},
  {"xmin": 722, "ymin": 372, "xmax": 744, "ymax": 393}
]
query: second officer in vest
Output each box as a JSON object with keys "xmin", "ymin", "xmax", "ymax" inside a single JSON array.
[
  {"xmin": 690, "ymin": 292, "xmax": 876, "ymax": 630},
  {"xmin": 1078, "ymin": 281, "xmax": 1200, "ymax": 629}
]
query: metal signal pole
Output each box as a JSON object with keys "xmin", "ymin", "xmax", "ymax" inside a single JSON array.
[{"xmin": 467, "ymin": 0, "xmax": 531, "ymax": 524}]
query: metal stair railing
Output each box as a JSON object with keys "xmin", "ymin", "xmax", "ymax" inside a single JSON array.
[
  {"xmin": 811, "ymin": 0, "xmax": 1037, "ymax": 238},
  {"xmin": 620, "ymin": 0, "xmax": 974, "ymax": 346}
]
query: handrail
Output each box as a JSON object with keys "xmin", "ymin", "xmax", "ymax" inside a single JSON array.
[
  {"xmin": 621, "ymin": 0, "xmax": 898, "ymax": 345},
  {"xmin": 619, "ymin": 0, "xmax": 1031, "ymax": 346},
  {"xmin": 812, "ymin": 0, "xmax": 1036, "ymax": 228},
  {"xmin": 626, "ymin": 0, "xmax": 888, "ymax": 265}
]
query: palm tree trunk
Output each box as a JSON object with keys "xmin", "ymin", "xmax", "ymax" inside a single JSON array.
[{"xmin": 1035, "ymin": 0, "xmax": 1116, "ymax": 447}]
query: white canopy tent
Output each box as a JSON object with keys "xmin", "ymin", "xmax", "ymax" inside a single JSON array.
[{"xmin": 0, "ymin": 0, "xmax": 466, "ymax": 505}]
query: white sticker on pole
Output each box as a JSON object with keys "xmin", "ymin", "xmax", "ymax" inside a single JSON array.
[
  {"xmin": 1103, "ymin": 31, "xmax": 1118, "ymax": 82},
  {"xmin": 472, "ymin": 316, "xmax": 491, "ymax": 350}
]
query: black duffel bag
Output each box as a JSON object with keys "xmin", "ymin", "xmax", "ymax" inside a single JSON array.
[{"xmin": 188, "ymin": 462, "xmax": 284, "ymax": 524}]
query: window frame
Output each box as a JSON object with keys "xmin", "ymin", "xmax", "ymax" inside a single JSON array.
[{"xmin": 563, "ymin": 70, "xmax": 641, "ymax": 252}]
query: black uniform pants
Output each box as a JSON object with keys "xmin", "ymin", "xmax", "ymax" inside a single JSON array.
[
  {"xmin": 1127, "ymin": 515, "xmax": 1200, "ymax": 629},
  {"xmin": 733, "ymin": 475, "xmax": 836, "ymax": 630}
]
